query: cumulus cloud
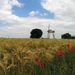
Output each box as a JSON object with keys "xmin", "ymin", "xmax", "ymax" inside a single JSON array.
[
  {"xmin": 41, "ymin": 0, "xmax": 75, "ymax": 21},
  {"xmin": 40, "ymin": 13, "xmax": 48, "ymax": 16},
  {"xmin": 29, "ymin": 11, "xmax": 39, "ymax": 17},
  {"xmin": 0, "ymin": 0, "xmax": 75, "ymax": 38},
  {"xmin": 0, "ymin": 0, "xmax": 23, "ymax": 11},
  {"xmin": 9, "ymin": 0, "xmax": 24, "ymax": 7},
  {"xmin": 0, "ymin": 0, "xmax": 23, "ymax": 21},
  {"xmin": 1, "ymin": 16, "xmax": 74, "ymax": 38},
  {"xmin": 40, "ymin": 0, "xmax": 75, "ymax": 37}
]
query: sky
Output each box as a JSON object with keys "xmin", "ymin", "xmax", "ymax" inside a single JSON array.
[{"xmin": 0, "ymin": 0, "xmax": 75, "ymax": 38}]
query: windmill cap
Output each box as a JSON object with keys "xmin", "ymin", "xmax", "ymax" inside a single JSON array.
[{"xmin": 47, "ymin": 29, "xmax": 55, "ymax": 33}]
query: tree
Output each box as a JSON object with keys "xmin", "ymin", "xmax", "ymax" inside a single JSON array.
[
  {"xmin": 30, "ymin": 28, "xmax": 43, "ymax": 38},
  {"xmin": 61, "ymin": 33, "xmax": 71, "ymax": 39},
  {"xmin": 71, "ymin": 36, "xmax": 75, "ymax": 39}
]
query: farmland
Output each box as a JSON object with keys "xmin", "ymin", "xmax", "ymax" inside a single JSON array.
[{"xmin": 0, "ymin": 38, "xmax": 75, "ymax": 75}]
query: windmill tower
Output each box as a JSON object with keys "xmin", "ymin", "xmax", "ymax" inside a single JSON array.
[{"xmin": 47, "ymin": 25, "xmax": 55, "ymax": 39}]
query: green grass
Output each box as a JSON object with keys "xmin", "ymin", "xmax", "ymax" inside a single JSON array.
[{"xmin": 0, "ymin": 38, "xmax": 75, "ymax": 75}]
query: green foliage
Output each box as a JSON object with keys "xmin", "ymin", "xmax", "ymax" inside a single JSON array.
[
  {"xmin": 61, "ymin": 33, "xmax": 75, "ymax": 39},
  {"xmin": 61, "ymin": 33, "xmax": 71, "ymax": 39},
  {"xmin": 30, "ymin": 28, "xmax": 43, "ymax": 38}
]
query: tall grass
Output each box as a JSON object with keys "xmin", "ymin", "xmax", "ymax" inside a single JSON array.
[{"xmin": 0, "ymin": 38, "xmax": 75, "ymax": 75}]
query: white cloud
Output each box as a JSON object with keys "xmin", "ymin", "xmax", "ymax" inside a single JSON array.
[
  {"xmin": 9, "ymin": 0, "xmax": 24, "ymax": 7},
  {"xmin": 0, "ymin": 0, "xmax": 23, "ymax": 21},
  {"xmin": 0, "ymin": 0, "xmax": 23, "ymax": 11},
  {"xmin": 43, "ymin": 13, "xmax": 48, "ymax": 16},
  {"xmin": 29, "ymin": 11, "xmax": 39, "ymax": 17},
  {"xmin": 0, "ymin": 0, "xmax": 75, "ymax": 38},
  {"xmin": 41, "ymin": 0, "xmax": 75, "ymax": 21},
  {"xmin": 0, "ymin": 17, "xmax": 74, "ymax": 38},
  {"xmin": 40, "ymin": 13, "xmax": 48, "ymax": 16}
]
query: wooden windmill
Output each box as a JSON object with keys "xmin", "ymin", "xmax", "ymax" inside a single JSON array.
[{"xmin": 47, "ymin": 25, "xmax": 55, "ymax": 39}]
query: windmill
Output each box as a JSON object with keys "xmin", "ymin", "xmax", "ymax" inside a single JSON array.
[{"xmin": 47, "ymin": 24, "xmax": 55, "ymax": 39}]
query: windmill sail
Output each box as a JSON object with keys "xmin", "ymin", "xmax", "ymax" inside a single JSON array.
[
  {"xmin": 47, "ymin": 24, "xmax": 50, "ymax": 38},
  {"xmin": 48, "ymin": 24, "xmax": 50, "ymax": 30}
]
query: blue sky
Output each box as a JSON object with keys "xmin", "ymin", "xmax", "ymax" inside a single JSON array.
[
  {"xmin": 12, "ymin": 0, "xmax": 54, "ymax": 18},
  {"xmin": 0, "ymin": 0, "xmax": 75, "ymax": 38}
]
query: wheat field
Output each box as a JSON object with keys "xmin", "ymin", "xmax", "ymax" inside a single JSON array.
[{"xmin": 0, "ymin": 38, "xmax": 75, "ymax": 75}]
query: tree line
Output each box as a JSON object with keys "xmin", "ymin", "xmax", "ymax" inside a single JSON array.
[
  {"xmin": 30, "ymin": 28, "xmax": 75, "ymax": 39},
  {"xmin": 61, "ymin": 33, "xmax": 75, "ymax": 39}
]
